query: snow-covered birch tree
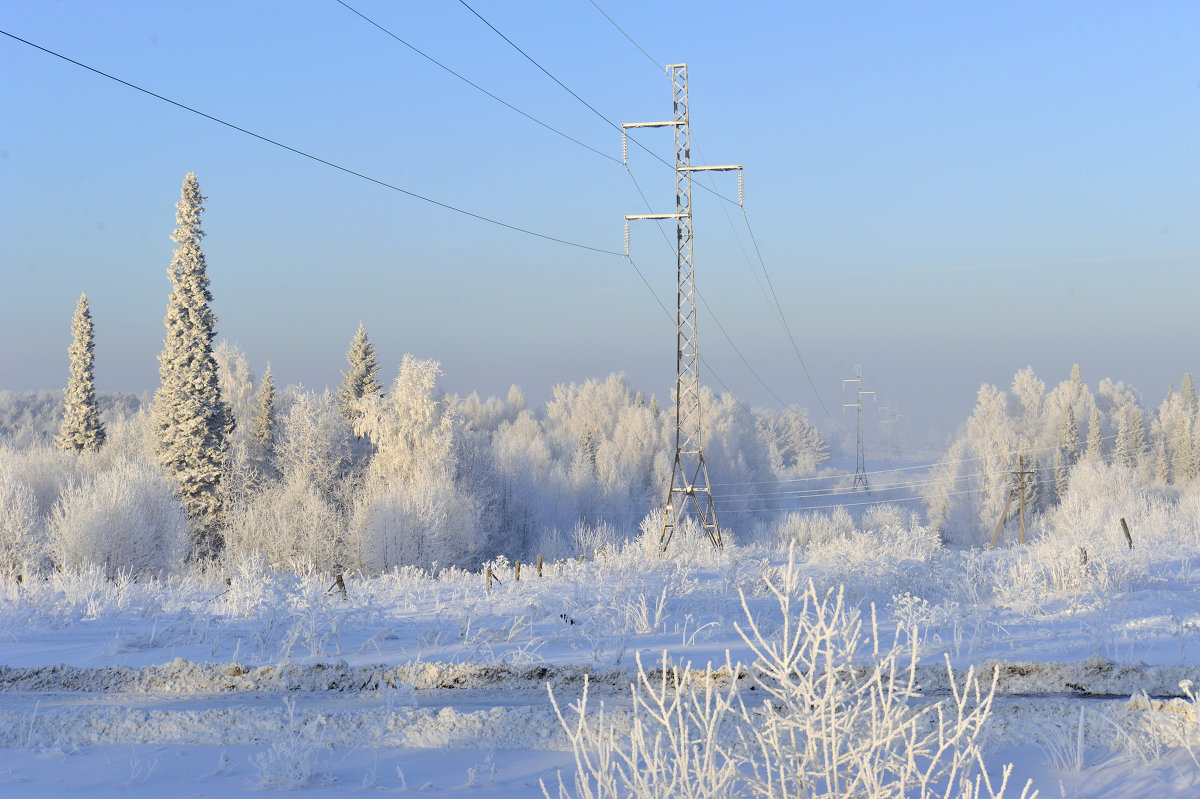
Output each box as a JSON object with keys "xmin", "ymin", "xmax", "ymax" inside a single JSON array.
[
  {"xmin": 55, "ymin": 293, "xmax": 106, "ymax": 452},
  {"xmin": 338, "ymin": 322, "xmax": 382, "ymax": 423},
  {"xmin": 152, "ymin": 172, "xmax": 232, "ymax": 559}
]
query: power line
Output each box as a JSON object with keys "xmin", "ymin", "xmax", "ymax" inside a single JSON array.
[
  {"xmin": 0, "ymin": 27, "xmax": 621, "ymax": 257},
  {"xmin": 335, "ymin": 0, "xmax": 620, "ymax": 164},
  {"xmin": 625, "ymin": 156, "xmax": 790, "ymax": 412},
  {"xmin": 586, "ymin": 0, "xmax": 660, "ymax": 69},
  {"xmin": 577, "ymin": 0, "xmax": 841, "ymax": 428},
  {"xmin": 456, "ymin": 0, "xmax": 737, "ymax": 205}
]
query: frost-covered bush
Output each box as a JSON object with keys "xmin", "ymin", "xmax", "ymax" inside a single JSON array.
[
  {"xmin": 807, "ymin": 504, "xmax": 944, "ymax": 603},
  {"xmin": 352, "ymin": 471, "xmax": 481, "ymax": 573},
  {"xmin": 570, "ymin": 519, "xmax": 621, "ymax": 557},
  {"xmin": 756, "ymin": 506, "xmax": 855, "ymax": 550},
  {"xmin": 0, "ymin": 441, "xmax": 86, "ymax": 521},
  {"xmin": 224, "ymin": 476, "xmax": 347, "ymax": 572},
  {"xmin": 547, "ymin": 555, "xmax": 1033, "ymax": 799},
  {"xmin": 48, "ymin": 458, "xmax": 188, "ymax": 576},
  {"xmin": 0, "ymin": 461, "xmax": 45, "ymax": 578},
  {"xmin": 251, "ymin": 698, "xmax": 331, "ymax": 789}
]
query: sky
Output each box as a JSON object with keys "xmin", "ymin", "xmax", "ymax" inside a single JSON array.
[{"xmin": 2, "ymin": 0, "xmax": 1197, "ymax": 447}]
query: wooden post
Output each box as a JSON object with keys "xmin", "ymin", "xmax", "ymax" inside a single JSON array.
[
  {"xmin": 485, "ymin": 567, "xmax": 494, "ymax": 591},
  {"xmin": 536, "ymin": 554, "xmax": 543, "ymax": 577},
  {"xmin": 1120, "ymin": 517, "xmax": 1133, "ymax": 549},
  {"xmin": 989, "ymin": 488, "xmax": 1017, "ymax": 550},
  {"xmin": 514, "ymin": 561, "xmax": 521, "ymax": 582},
  {"xmin": 578, "ymin": 554, "xmax": 585, "ymax": 565},
  {"xmin": 326, "ymin": 573, "xmax": 348, "ymax": 600}
]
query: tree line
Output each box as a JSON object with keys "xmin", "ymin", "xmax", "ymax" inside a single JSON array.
[{"xmin": 3, "ymin": 173, "xmax": 832, "ymax": 579}]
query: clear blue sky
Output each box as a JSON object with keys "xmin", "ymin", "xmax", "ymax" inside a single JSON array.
[{"xmin": 2, "ymin": 0, "xmax": 1197, "ymax": 445}]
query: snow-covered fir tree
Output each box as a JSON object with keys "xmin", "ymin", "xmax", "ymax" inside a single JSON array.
[
  {"xmin": 1114, "ymin": 404, "xmax": 1147, "ymax": 470},
  {"xmin": 338, "ymin": 322, "xmax": 382, "ymax": 422},
  {"xmin": 252, "ymin": 363, "xmax": 277, "ymax": 450},
  {"xmin": 152, "ymin": 172, "xmax": 232, "ymax": 559},
  {"xmin": 1085, "ymin": 405, "xmax": 1104, "ymax": 461},
  {"xmin": 55, "ymin": 293, "xmax": 106, "ymax": 452}
]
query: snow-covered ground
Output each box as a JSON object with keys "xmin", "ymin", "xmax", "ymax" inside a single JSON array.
[{"xmin": 2, "ymin": 522, "xmax": 1198, "ymax": 797}]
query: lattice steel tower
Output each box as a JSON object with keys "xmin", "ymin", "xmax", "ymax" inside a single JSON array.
[
  {"xmin": 843, "ymin": 364, "xmax": 875, "ymax": 491},
  {"xmin": 623, "ymin": 64, "xmax": 742, "ymax": 550}
]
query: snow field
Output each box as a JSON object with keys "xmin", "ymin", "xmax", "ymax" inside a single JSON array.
[{"xmin": 1, "ymin": 505, "xmax": 1198, "ymax": 795}]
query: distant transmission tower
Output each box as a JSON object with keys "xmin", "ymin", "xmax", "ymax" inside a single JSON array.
[
  {"xmin": 623, "ymin": 63, "xmax": 742, "ymax": 551},
  {"xmin": 843, "ymin": 365, "xmax": 875, "ymax": 491}
]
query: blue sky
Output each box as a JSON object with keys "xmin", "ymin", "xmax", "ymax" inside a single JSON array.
[{"xmin": 2, "ymin": 0, "xmax": 1197, "ymax": 445}]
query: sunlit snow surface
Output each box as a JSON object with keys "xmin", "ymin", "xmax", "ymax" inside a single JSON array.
[{"xmin": 1, "ymin": 536, "xmax": 1198, "ymax": 797}]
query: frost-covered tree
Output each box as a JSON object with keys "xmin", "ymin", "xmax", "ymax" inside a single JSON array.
[
  {"xmin": 55, "ymin": 293, "xmax": 106, "ymax": 452},
  {"xmin": 352, "ymin": 356, "xmax": 481, "ymax": 571},
  {"xmin": 1114, "ymin": 404, "xmax": 1147, "ymax": 470},
  {"xmin": 337, "ymin": 322, "xmax": 382, "ymax": 422},
  {"xmin": 756, "ymin": 405, "xmax": 830, "ymax": 477},
  {"xmin": 1158, "ymin": 374, "xmax": 1199, "ymax": 483},
  {"xmin": 1085, "ymin": 405, "xmax": 1104, "ymax": 462},
  {"xmin": 152, "ymin": 172, "xmax": 232, "ymax": 559},
  {"xmin": 1052, "ymin": 403, "xmax": 1081, "ymax": 501},
  {"xmin": 252, "ymin": 363, "xmax": 277, "ymax": 452},
  {"xmin": 215, "ymin": 340, "xmax": 256, "ymax": 451},
  {"xmin": 1057, "ymin": 403, "xmax": 1081, "ymax": 463}
]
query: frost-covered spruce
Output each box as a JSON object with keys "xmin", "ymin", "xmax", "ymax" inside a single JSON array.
[
  {"xmin": 253, "ymin": 362, "xmax": 277, "ymax": 449},
  {"xmin": 337, "ymin": 322, "xmax": 382, "ymax": 422},
  {"xmin": 55, "ymin": 293, "xmax": 106, "ymax": 452},
  {"xmin": 152, "ymin": 172, "xmax": 232, "ymax": 559}
]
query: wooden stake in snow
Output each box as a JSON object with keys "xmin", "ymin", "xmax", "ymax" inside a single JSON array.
[
  {"xmin": 514, "ymin": 561, "xmax": 521, "ymax": 582},
  {"xmin": 1120, "ymin": 517, "xmax": 1133, "ymax": 549},
  {"xmin": 536, "ymin": 554, "xmax": 543, "ymax": 577},
  {"xmin": 326, "ymin": 573, "xmax": 348, "ymax": 600}
]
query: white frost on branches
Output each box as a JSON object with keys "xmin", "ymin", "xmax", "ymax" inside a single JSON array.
[
  {"xmin": 152, "ymin": 173, "xmax": 231, "ymax": 558},
  {"xmin": 55, "ymin": 293, "xmax": 106, "ymax": 453}
]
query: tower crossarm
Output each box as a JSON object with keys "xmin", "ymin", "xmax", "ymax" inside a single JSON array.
[{"xmin": 622, "ymin": 63, "xmax": 740, "ymax": 552}]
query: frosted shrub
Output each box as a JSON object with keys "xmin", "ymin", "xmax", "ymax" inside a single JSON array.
[
  {"xmin": 353, "ymin": 471, "xmax": 481, "ymax": 573},
  {"xmin": 570, "ymin": 519, "xmax": 620, "ymax": 557},
  {"xmin": 760, "ymin": 506, "xmax": 855, "ymax": 550},
  {"xmin": 546, "ymin": 553, "xmax": 1033, "ymax": 799},
  {"xmin": 0, "ymin": 462, "xmax": 46, "ymax": 578},
  {"xmin": 251, "ymin": 698, "xmax": 331, "ymax": 789},
  {"xmin": 224, "ymin": 476, "xmax": 345, "ymax": 571},
  {"xmin": 0, "ymin": 441, "xmax": 85, "ymax": 520},
  {"xmin": 807, "ymin": 505, "xmax": 944, "ymax": 603},
  {"xmin": 49, "ymin": 458, "xmax": 188, "ymax": 577}
]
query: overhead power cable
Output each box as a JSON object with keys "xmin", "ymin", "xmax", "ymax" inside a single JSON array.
[
  {"xmin": 335, "ymin": 0, "xmax": 619, "ymax": 164},
  {"xmin": 0, "ymin": 28, "xmax": 620, "ymax": 257},
  {"xmin": 455, "ymin": 0, "xmax": 736, "ymax": 205},
  {"xmin": 583, "ymin": 0, "xmax": 842, "ymax": 430},
  {"xmin": 586, "ymin": 0, "xmax": 660, "ymax": 69},
  {"xmin": 582, "ymin": 0, "xmax": 842, "ymax": 429}
]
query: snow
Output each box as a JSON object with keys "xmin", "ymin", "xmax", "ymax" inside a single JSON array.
[{"xmin": 1, "ymin": 534, "xmax": 1198, "ymax": 796}]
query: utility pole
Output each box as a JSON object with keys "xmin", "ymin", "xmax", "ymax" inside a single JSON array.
[
  {"xmin": 623, "ymin": 64, "xmax": 742, "ymax": 551},
  {"xmin": 989, "ymin": 454, "xmax": 1036, "ymax": 548},
  {"xmin": 843, "ymin": 365, "xmax": 875, "ymax": 491}
]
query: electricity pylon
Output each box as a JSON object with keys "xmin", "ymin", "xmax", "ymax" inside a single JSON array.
[
  {"xmin": 843, "ymin": 364, "xmax": 875, "ymax": 491},
  {"xmin": 623, "ymin": 63, "xmax": 742, "ymax": 551}
]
